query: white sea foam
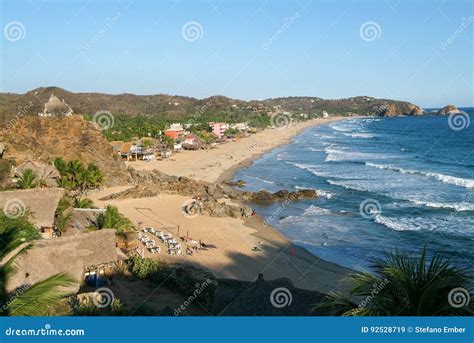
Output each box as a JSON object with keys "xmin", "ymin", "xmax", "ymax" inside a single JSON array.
[
  {"xmin": 286, "ymin": 162, "xmax": 329, "ymax": 177},
  {"xmin": 366, "ymin": 162, "xmax": 474, "ymax": 189},
  {"xmin": 329, "ymin": 124, "xmax": 353, "ymax": 132},
  {"xmin": 309, "ymin": 147, "xmax": 325, "ymax": 152},
  {"xmin": 374, "ymin": 215, "xmax": 422, "ymax": 231},
  {"xmin": 326, "ymin": 180, "xmax": 369, "ymax": 192},
  {"xmin": 243, "ymin": 175, "xmax": 275, "ymax": 184},
  {"xmin": 342, "ymin": 132, "xmax": 375, "ymax": 139},
  {"xmin": 295, "ymin": 186, "xmax": 333, "ymax": 199},
  {"xmin": 409, "ymin": 199, "xmax": 474, "ymax": 212},
  {"xmin": 303, "ymin": 205, "xmax": 331, "ymax": 216}
]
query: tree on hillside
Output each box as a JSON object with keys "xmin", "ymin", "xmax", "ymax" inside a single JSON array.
[
  {"xmin": 53, "ymin": 158, "xmax": 104, "ymax": 191},
  {"xmin": 318, "ymin": 248, "xmax": 472, "ymax": 316}
]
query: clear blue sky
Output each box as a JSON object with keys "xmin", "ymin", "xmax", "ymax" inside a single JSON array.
[{"xmin": 1, "ymin": 0, "xmax": 473, "ymax": 107}]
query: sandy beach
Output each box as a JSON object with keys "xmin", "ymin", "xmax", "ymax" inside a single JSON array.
[
  {"xmin": 127, "ymin": 117, "xmax": 348, "ymax": 183},
  {"xmin": 91, "ymin": 117, "xmax": 355, "ymax": 294}
]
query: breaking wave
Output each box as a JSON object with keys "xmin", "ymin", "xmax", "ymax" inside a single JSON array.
[{"xmin": 366, "ymin": 162, "xmax": 474, "ymax": 189}]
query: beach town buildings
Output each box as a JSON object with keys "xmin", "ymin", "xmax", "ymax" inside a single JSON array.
[
  {"xmin": 164, "ymin": 123, "xmax": 185, "ymax": 139},
  {"xmin": 209, "ymin": 122, "xmax": 230, "ymax": 138},
  {"xmin": 182, "ymin": 133, "xmax": 204, "ymax": 150},
  {"xmin": 230, "ymin": 122, "xmax": 250, "ymax": 132}
]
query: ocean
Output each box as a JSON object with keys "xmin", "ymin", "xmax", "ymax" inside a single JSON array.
[{"xmin": 233, "ymin": 109, "xmax": 474, "ymax": 270}]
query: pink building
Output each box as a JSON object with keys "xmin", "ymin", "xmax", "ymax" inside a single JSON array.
[{"xmin": 209, "ymin": 122, "xmax": 229, "ymax": 138}]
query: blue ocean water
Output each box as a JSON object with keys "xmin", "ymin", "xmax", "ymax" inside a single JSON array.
[{"xmin": 234, "ymin": 110, "xmax": 474, "ymax": 270}]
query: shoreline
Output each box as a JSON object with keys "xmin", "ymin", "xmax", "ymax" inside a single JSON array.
[{"xmin": 98, "ymin": 116, "xmax": 360, "ymax": 293}]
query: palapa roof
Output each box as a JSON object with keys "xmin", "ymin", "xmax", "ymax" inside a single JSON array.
[
  {"xmin": 5, "ymin": 229, "xmax": 120, "ymax": 293},
  {"xmin": 43, "ymin": 94, "xmax": 73, "ymax": 116},
  {"xmin": 0, "ymin": 188, "xmax": 64, "ymax": 228},
  {"xmin": 12, "ymin": 159, "xmax": 60, "ymax": 186},
  {"xmin": 211, "ymin": 274, "xmax": 327, "ymax": 316}
]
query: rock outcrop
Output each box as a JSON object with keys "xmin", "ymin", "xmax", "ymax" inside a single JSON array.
[
  {"xmin": 437, "ymin": 105, "xmax": 460, "ymax": 115},
  {"xmin": 375, "ymin": 102, "xmax": 424, "ymax": 116},
  {"xmin": 104, "ymin": 169, "xmax": 318, "ymax": 219}
]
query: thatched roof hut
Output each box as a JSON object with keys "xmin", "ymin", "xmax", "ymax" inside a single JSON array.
[
  {"xmin": 5, "ymin": 229, "xmax": 121, "ymax": 293},
  {"xmin": 211, "ymin": 274, "xmax": 327, "ymax": 316},
  {"xmin": 12, "ymin": 159, "xmax": 60, "ymax": 187},
  {"xmin": 40, "ymin": 94, "xmax": 73, "ymax": 116},
  {"xmin": 0, "ymin": 188, "xmax": 64, "ymax": 232}
]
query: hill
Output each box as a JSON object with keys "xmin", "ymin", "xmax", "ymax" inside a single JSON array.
[
  {"xmin": 0, "ymin": 115, "xmax": 129, "ymax": 186},
  {"xmin": 0, "ymin": 87, "xmax": 423, "ymax": 126}
]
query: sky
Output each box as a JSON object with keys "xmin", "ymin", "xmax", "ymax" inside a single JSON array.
[{"xmin": 1, "ymin": 0, "xmax": 473, "ymax": 107}]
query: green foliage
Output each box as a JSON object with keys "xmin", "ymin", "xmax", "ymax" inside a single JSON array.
[
  {"xmin": 110, "ymin": 298, "xmax": 128, "ymax": 316},
  {"xmin": 0, "ymin": 213, "xmax": 40, "ymax": 260},
  {"xmin": 127, "ymin": 255, "xmax": 160, "ymax": 279},
  {"xmin": 126, "ymin": 256, "xmax": 216, "ymax": 310},
  {"xmin": 161, "ymin": 135, "xmax": 175, "ymax": 149},
  {"xmin": 8, "ymin": 273, "xmax": 77, "ymax": 316},
  {"xmin": 73, "ymin": 297, "xmax": 100, "ymax": 316},
  {"xmin": 17, "ymin": 169, "xmax": 38, "ymax": 189},
  {"xmin": 73, "ymin": 197, "xmax": 95, "ymax": 208},
  {"xmin": 318, "ymin": 248, "xmax": 473, "ymax": 316},
  {"xmin": 53, "ymin": 158, "xmax": 104, "ymax": 191},
  {"xmin": 94, "ymin": 205, "xmax": 134, "ymax": 234}
]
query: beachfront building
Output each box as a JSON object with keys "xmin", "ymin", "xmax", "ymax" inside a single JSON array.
[
  {"xmin": 182, "ymin": 134, "xmax": 204, "ymax": 150},
  {"xmin": 0, "ymin": 188, "xmax": 64, "ymax": 238},
  {"xmin": 209, "ymin": 122, "xmax": 229, "ymax": 138},
  {"xmin": 164, "ymin": 123, "xmax": 185, "ymax": 140},
  {"xmin": 110, "ymin": 141, "xmax": 155, "ymax": 161},
  {"xmin": 2, "ymin": 229, "xmax": 126, "ymax": 294},
  {"xmin": 11, "ymin": 159, "xmax": 60, "ymax": 187},
  {"xmin": 230, "ymin": 122, "xmax": 250, "ymax": 132}
]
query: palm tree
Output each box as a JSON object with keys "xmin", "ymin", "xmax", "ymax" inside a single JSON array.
[
  {"xmin": 17, "ymin": 169, "xmax": 38, "ymax": 189},
  {"xmin": 318, "ymin": 248, "xmax": 472, "ymax": 316},
  {"xmin": 0, "ymin": 213, "xmax": 77, "ymax": 316},
  {"xmin": 95, "ymin": 205, "xmax": 134, "ymax": 235},
  {"xmin": 7, "ymin": 273, "xmax": 76, "ymax": 316},
  {"xmin": 73, "ymin": 197, "xmax": 94, "ymax": 208}
]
